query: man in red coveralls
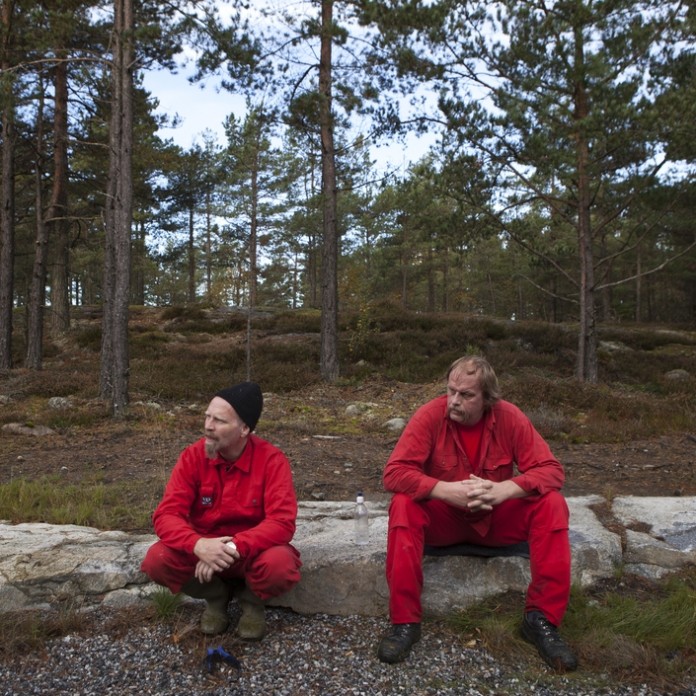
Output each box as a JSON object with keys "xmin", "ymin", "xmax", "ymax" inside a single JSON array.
[
  {"xmin": 377, "ymin": 356, "xmax": 577, "ymax": 672},
  {"xmin": 141, "ymin": 382, "xmax": 301, "ymax": 639}
]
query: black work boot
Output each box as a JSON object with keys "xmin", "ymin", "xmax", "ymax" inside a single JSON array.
[
  {"xmin": 377, "ymin": 623, "xmax": 422, "ymax": 664},
  {"xmin": 521, "ymin": 611, "xmax": 578, "ymax": 672}
]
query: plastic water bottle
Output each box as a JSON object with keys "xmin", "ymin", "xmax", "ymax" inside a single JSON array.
[{"xmin": 354, "ymin": 492, "xmax": 369, "ymax": 545}]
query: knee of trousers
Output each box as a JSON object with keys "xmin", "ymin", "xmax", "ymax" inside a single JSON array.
[
  {"xmin": 140, "ymin": 541, "xmax": 196, "ymax": 592},
  {"xmin": 244, "ymin": 545, "xmax": 302, "ymax": 599},
  {"xmin": 388, "ymin": 492, "xmax": 428, "ymax": 530},
  {"xmin": 528, "ymin": 490, "xmax": 570, "ymax": 532}
]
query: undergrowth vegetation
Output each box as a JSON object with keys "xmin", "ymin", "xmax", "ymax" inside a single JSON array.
[
  {"xmin": 1, "ymin": 303, "xmax": 695, "ymax": 523},
  {"xmin": 0, "ymin": 476, "xmax": 158, "ymax": 530},
  {"xmin": 0, "ymin": 602, "xmax": 90, "ymax": 657},
  {"xmin": 6, "ymin": 302, "xmax": 694, "ymax": 439},
  {"xmin": 449, "ymin": 569, "xmax": 696, "ymax": 691},
  {"xmin": 1, "ymin": 304, "xmax": 695, "ymax": 688}
]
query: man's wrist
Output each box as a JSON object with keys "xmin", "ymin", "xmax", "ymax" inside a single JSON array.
[{"xmin": 429, "ymin": 480, "xmax": 448, "ymax": 499}]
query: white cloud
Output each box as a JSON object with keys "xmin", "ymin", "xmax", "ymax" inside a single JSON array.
[
  {"xmin": 142, "ymin": 69, "xmax": 247, "ymax": 148},
  {"xmin": 142, "ymin": 68, "xmax": 435, "ymax": 173}
]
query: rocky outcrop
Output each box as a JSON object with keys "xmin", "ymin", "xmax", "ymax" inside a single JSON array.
[
  {"xmin": 1, "ymin": 496, "xmax": 694, "ymax": 617},
  {"xmin": 0, "ymin": 525, "xmax": 153, "ymax": 611}
]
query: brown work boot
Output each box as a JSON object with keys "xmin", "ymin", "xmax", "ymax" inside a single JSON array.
[
  {"xmin": 235, "ymin": 586, "xmax": 266, "ymax": 640},
  {"xmin": 181, "ymin": 577, "xmax": 231, "ymax": 635}
]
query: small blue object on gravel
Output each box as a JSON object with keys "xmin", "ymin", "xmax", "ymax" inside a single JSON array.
[{"xmin": 204, "ymin": 646, "xmax": 242, "ymax": 673}]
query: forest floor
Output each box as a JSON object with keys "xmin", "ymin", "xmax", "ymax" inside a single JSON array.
[
  {"xmin": 1, "ymin": 309, "xmax": 696, "ymax": 693},
  {"xmin": 3, "ymin": 378, "xmax": 696, "ymax": 513}
]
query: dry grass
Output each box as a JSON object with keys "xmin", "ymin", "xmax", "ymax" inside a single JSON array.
[
  {"xmin": 0, "ymin": 601, "xmax": 90, "ymax": 657},
  {"xmin": 0, "ymin": 475, "xmax": 160, "ymax": 529},
  {"xmin": 449, "ymin": 570, "xmax": 696, "ymax": 692}
]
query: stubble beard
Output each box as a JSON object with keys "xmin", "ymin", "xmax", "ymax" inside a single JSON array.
[{"xmin": 205, "ymin": 439, "xmax": 219, "ymax": 458}]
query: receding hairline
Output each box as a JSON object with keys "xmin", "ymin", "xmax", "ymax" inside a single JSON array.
[
  {"xmin": 447, "ymin": 355, "xmax": 489, "ymax": 379},
  {"xmin": 446, "ymin": 355, "xmax": 501, "ymax": 406}
]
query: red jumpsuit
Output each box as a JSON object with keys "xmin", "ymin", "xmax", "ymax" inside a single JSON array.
[
  {"xmin": 141, "ymin": 435, "xmax": 301, "ymax": 600},
  {"xmin": 384, "ymin": 396, "xmax": 571, "ymax": 626}
]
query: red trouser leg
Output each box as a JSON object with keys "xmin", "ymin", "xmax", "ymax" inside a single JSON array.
[
  {"xmin": 386, "ymin": 491, "xmax": 571, "ymax": 626},
  {"xmin": 140, "ymin": 542, "xmax": 302, "ymax": 600},
  {"xmin": 241, "ymin": 544, "xmax": 302, "ymax": 600}
]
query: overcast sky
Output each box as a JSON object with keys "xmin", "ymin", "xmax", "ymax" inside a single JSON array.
[{"xmin": 141, "ymin": 67, "xmax": 241, "ymax": 148}]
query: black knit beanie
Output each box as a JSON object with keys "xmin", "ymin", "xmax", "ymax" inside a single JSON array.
[{"xmin": 215, "ymin": 382, "xmax": 263, "ymax": 431}]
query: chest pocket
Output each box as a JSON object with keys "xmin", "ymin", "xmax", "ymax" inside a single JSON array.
[
  {"xmin": 480, "ymin": 455, "xmax": 513, "ymax": 481},
  {"xmin": 237, "ymin": 485, "xmax": 263, "ymax": 510},
  {"xmin": 430, "ymin": 454, "xmax": 463, "ymax": 481}
]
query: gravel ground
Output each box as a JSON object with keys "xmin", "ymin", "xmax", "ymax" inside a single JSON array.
[{"xmin": 0, "ymin": 606, "xmax": 692, "ymax": 696}]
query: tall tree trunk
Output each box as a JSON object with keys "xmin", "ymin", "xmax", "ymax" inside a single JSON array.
[
  {"xmin": 574, "ymin": 27, "xmax": 598, "ymax": 383},
  {"xmin": 205, "ymin": 211, "xmax": 212, "ymax": 299},
  {"xmin": 442, "ymin": 245, "xmax": 449, "ymax": 312},
  {"xmin": 131, "ymin": 220, "xmax": 145, "ymax": 305},
  {"xmin": 49, "ymin": 57, "xmax": 71, "ymax": 334},
  {"xmin": 0, "ymin": 0, "xmax": 16, "ymax": 370},
  {"xmin": 188, "ymin": 206, "xmax": 195, "ymax": 302},
  {"xmin": 291, "ymin": 249, "xmax": 300, "ymax": 309},
  {"xmin": 305, "ymin": 166, "xmax": 319, "ymax": 308},
  {"xmin": 487, "ymin": 272, "xmax": 496, "ymax": 315},
  {"xmin": 100, "ymin": 0, "xmax": 133, "ymax": 415},
  {"xmin": 246, "ymin": 142, "xmax": 260, "ymax": 381},
  {"xmin": 635, "ymin": 244, "xmax": 642, "ymax": 322},
  {"xmin": 576, "ymin": 151, "xmax": 598, "ymax": 382},
  {"xmin": 400, "ymin": 247, "xmax": 408, "ymax": 310},
  {"xmin": 205, "ymin": 189, "xmax": 212, "ymax": 302},
  {"xmin": 249, "ymin": 150, "xmax": 259, "ymax": 309},
  {"xmin": 26, "ymin": 80, "xmax": 48, "ymax": 370},
  {"xmin": 318, "ymin": 0, "xmax": 339, "ymax": 382},
  {"xmin": 306, "ymin": 233, "xmax": 318, "ymax": 307},
  {"xmin": 426, "ymin": 242, "xmax": 435, "ymax": 312},
  {"xmin": 27, "ymin": 164, "xmax": 48, "ymax": 370},
  {"xmin": 30, "ymin": 56, "xmax": 70, "ymax": 364}
]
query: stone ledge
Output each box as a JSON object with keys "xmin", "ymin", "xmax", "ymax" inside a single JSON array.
[{"xmin": 1, "ymin": 496, "xmax": 695, "ymax": 617}]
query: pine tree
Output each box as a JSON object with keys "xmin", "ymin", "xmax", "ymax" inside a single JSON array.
[{"xmin": 369, "ymin": 0, "xmax": 694, "ymax": 381}]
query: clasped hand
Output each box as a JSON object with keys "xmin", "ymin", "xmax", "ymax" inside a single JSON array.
[
  {"xmin": 436, "ymin": 475, "xmax": 511, "ymax": 511},
  {"xmin": 461, "ymin": 475, "xmax": 498, "ymax": 511},
  {"xmin": 193, "ymin": 536, "xmax": 240, "ymax": 583}
]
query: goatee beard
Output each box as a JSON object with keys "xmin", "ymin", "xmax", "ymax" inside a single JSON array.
[{"xmin": 205, "ymin": 441, "xmax": 218, "ymax": 458}]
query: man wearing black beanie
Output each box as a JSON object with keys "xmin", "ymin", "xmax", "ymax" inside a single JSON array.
[{"xmin": 141, "ymin": 382, "xmax": 301, "ymax": 640}]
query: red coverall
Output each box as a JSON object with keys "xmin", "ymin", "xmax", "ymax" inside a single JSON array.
[
  {"xmin": 384, "ymin": 396, "xmax": 571, "ymax": 626},
  {"xmin": 141, "ymin": 435, "xmax": 301, "ymax": 600}
]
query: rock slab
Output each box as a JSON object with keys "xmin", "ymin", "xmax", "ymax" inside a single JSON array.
[{"xmin": 1, "ymin": 496, "xmax": 695, "ymax": 617}]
